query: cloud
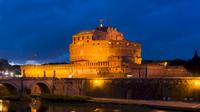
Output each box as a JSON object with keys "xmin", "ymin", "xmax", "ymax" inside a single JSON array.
[{"xmin": 25, "ymin": 60, "xmax": 40, "ymax": 65}]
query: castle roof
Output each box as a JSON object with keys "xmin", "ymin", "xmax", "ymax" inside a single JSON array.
[
  {"xmin": 75, "ymin": 30, "xmax": 94, "ymax": 35},
  {"xmin": 75, "ymin": 26, "xmax": 117, "ymax": 34},
  {"xmin": 74, "ymin": 26, "xmax": 124, "ymax": 40},
  {"xmin": 95, "ymin": 26, "xmax": 109, "ymax": 32}
]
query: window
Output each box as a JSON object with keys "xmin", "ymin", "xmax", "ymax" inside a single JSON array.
[{"xmin": 87, "ymin": 36, "xmax": 89, "ymax": 39}]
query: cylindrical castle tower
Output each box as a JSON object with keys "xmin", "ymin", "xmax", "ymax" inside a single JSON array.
[{"xmin": 69, "ymin": 26, "xmax": 142, "ymax": 64}]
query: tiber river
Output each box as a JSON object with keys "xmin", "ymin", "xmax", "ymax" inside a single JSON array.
[{"xmin": 0, "ymin": 99, "xmax": 180, "ymax": 112}]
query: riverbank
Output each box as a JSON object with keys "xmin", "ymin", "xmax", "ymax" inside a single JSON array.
[
  {"xmin": 89, "ymin": 97, "xmax": 200, "ymax": 112},
  {"xmin": 1, "ymin": 95, "xmax": 20, "ymax": 101},
  {"xmin": 2, "ymin": 94, "xmax": 199, "ymax": 111},
  {"xmin": 35, "ymin": 94, "xmax": 91, "ymax": 102},
  {"xmin": 33, "ymin": 95, "xmax": 200, "ymax": 111}
]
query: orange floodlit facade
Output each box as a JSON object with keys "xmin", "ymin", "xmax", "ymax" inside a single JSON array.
[
  {"xmin": 21, "ymin": 25, "xmax": 142, "ymax": 78},
  {"xmin": 20, "ymin": 25, "xmax": 191, "ymax": 78},
  {"xmin": 69, "ymin": 27, "xmax": 142, "ymax": 64}
]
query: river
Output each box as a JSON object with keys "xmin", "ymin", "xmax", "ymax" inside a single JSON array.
[{"xmin": 0, "ymin": 99, "xmax": 180, "ymax": 112}]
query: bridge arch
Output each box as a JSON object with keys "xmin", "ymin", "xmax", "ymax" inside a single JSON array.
[
  {"xmin": 0, "ymin": 82, "xmax": 19, "ymax": 96},
  {"xmin": 30, "ymin": 81, "xmax": 51, "ymax": 95}
]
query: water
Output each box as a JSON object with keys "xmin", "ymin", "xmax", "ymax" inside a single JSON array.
[{"xmin": 0, "ymin": 100, "xmax": 180, "ymax": 112}]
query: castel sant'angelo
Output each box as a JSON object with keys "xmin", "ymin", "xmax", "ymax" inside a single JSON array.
[{"xmin": 21, "ymin": 24, "xmax": 191, "ymax": 78}]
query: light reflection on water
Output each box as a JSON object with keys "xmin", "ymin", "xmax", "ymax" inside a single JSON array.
[
  {"xmin": 0, "ymin": 100, "xmax": 8, "ymax": 111},
  {"xmin": 0, "ymin": 99, "xmax": 180, "ymax": 112}
]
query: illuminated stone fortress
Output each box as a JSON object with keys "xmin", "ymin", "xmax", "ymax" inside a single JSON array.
[
  {"xmin": 21, "ymin": 24, "xmax": 143, "ymax": 78},
  {"xmin": 21, "ymin": 24, "xmax": 191, "ymax": 78}
]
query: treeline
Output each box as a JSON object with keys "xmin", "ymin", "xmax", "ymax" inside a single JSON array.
[
  {"xmin": 143, "ymin": 50, "xmax": 200, "ymax": 76},
  {"xmin": 165, "ymin": 50, "xmax": 200, "ymax": 76}
]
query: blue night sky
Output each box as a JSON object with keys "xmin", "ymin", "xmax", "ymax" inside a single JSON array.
[{"xmin": 0, "ymin": 0, "xmax": 200, "ymax": 64}]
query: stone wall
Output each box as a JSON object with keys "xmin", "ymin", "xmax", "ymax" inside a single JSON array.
[
  {"xmin": 136, "ymin": 65, "xmax": 192, "ymax": 77},
  {"xmin": 21, "ymin": 64, "xmax": 99, "ymax": 78},
  {"xmin": 84, "ymin": 78, "xmax": 200, "ymax": 102},
  {"xmin": 20, "ymin": 63, "xmax": 192, "ymax": 78}
]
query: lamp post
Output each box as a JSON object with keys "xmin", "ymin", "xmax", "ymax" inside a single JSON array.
[
  {"xmin": 43, "ymin": 71, "xmax": 46, "ymax": 80},
  {"xmin": 20, "ymin": 73, "xmax": 24, "ymax": 98},
  {"xmin": 145, "ymin": 64, "xmax": 148, "ymax": 78},
  {"xmin": 52, "ymin": 70, "xmax": 56, "ymax": 94}
]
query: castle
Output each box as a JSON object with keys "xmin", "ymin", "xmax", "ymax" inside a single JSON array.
[{"xmin": 20, "ymin": 25, "xmax": 191, "ymax": 78}]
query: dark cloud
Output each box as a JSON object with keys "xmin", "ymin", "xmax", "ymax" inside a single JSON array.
[{"xmin": 0, "ymin": 0, "xmax": 199, "ymax": 64}]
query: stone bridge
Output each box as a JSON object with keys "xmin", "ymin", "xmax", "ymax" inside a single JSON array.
[
  {"xmin": 0, "ymin": 77, "xmax": 85, "ymax": 96},
  {"xmin": 0, "ymin": 77, "xmax": 199, "ymax": 102}
]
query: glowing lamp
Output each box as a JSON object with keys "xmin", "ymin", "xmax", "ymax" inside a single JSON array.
[
  {"xmin": 164, "ymin": 61, "xmax": 168, "ymax": 67},
  {"xmin": 194, "ymin": 80, "xmax": 200, "ymax": 86},
  {"xmin": 68, "ymin": 75, "xmax": 73, "ymax": 78},
  {"xmin": 193, "ymin": 80, "xmax": 200, "ymax": 89},
  {"xmin": 92, "ymin": 79, "xmax": 104, "ymax": 88}
]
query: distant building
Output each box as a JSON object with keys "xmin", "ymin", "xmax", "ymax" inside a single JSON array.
[
  {"xmin": 0, "ymin": 59, "xmax": 20, "ymax": 77},
  {"xmin": 21, "ymin": 25, "xmax": 191, "ymax": 78}
]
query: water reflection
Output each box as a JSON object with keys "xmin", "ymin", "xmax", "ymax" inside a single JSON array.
[
  {"xmin": 0, "ymin": 100, "xmax": 8, "ymax": 111},
  {"xmin": 0, "ymin": 99, "xmax": 180, "ymax": 112}
]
